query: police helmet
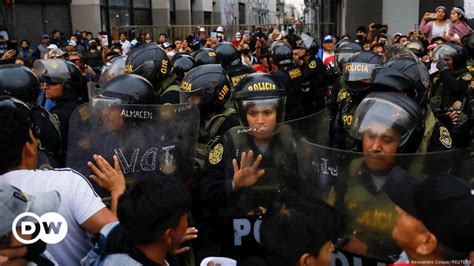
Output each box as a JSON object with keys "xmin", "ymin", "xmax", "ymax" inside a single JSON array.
[
  {"xmin": 192, "ymin": 48, "xmax": 218, "ymax": 66},
  {"xmin": 431, "ymin": 42, "xmax": 469, "ymax": 70},
  {"xmin": 171, "ymin": 53, "xmax": 195, "ymax": 82},
  {"xmin": 33, "ymin": 59, "xmax": 83, "ymax": 99},
  {"xmin": 402, "ymin": 40, "xmax": 425, "ymax": 58},
  {"xmin": 461, "ymin": 33, "xmax": 474, "ymax": 59},
  {"xmin": 233, "ymin": 73, "xmax": 286, "ymax": 127},
  {"xmin": 372, "ymin": 53, "xmax": 430, "ymax": 106},
  {"xmin": 124, "ymin": 42, "xmax": 172, "ymax": 88},
  {"xmin": 335, "ymin": 40, "xmax": 362, "ymax": 71},
  {"xmin": 180, "ymin": 64, "xmax": 232, "ymax": 116},
  {"xmin": 99, "ymin": 55, "xmax": 127, "ymax": 88},
  {"xmin": 96, "ymin": 74, "xmax": 155, "ymax": 105},
  {"xmin": 350, "ymin": 92, "xmax": 424, "ymax": 153},
  {"xmin": 343, "ymin": 51, "xmax": 382, "ymax": 96},
  {"xmin": 0, "ymin": 65, "xmax": 40, "ymax": 103},
  {"xmin": 272, "ymin": 44, "xmax": 293, "ymax": 66},
  {"xmin": 215, "ymin": 42, "xmax": 240, "ymax": 68}
]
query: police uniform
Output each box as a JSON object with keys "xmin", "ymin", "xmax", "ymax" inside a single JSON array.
[
  {"xmin": 300, "ymin": 57, "xmax": 326, "ymax": 115},
  {"xmin": 272, "ymin": 64, "xmax": 304, "ymax": 120}
]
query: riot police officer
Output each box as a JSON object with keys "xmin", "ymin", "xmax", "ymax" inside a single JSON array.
[
  {"xmin": 271, "ymin": 43, "xmax": 305, "ymax": 120},
  {"xmin": 461, "ymin": 32, "xmax": 474, "ymax": 72},
  {"xmin": 192, "ymin": 47, "xmax": 219, "ymax": 66},
  {"xmin": 0, "ymin": 64, "xmax": 64, "ymax": 167},
  {"xmin": 124, "ymin": 42, "xmax": 173, "ymax": 99},
  {"xmin": 33, "ymin": 59, "xmax": 83, "ymax": 150},
  {"xmin": 200, "ymin": 73, "xmax": 300, "ymax": 259},
  {"xmin": 297, "ymin": 42, "xmax": 327, "ymax": 114},
  {"xmin": 179, "ymin": 64, "xmax": 238, "ymax": 145},
  {"xmin": 95, "ymin": 73, "xmax": 156, "ymax": 104},
  {"xmin": 429, "ymin": 42, "xmax": 471, "ymax": 112},
  {"xmin": 331, "ymin": 51, "xmax": 382, "ymax": 150},
  {"xmin": 158, "ymin": 52, "xmax": 196, "ymax": 104},
  {"xmin": 372, "ymin": 49, "xmax": 466, "ymax": 151},
  {"xmin": 214, "ymin": 42, "xmax": 254, "ymax": 88},
  {"xmin": 402, "ymin": 40, "xmax": 425, "ymax": 58},
  {"xmin": 98, "ymin": 55, "xmax": 127, "ymax": 88}
]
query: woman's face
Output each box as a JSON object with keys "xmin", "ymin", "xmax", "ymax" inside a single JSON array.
[
  {"xmin": 436, "ymin": 9, "xmax": 446, "ymax": 20},
  {"xmin": 450, "ymin": 10, "xmax": 460, "ymax": 22},
  {"xmin": 246, "ymin": 105, "xmax": 277, "ymax": 140},
  {"xmin": 21, "ymin": 41, "xmax": 28, "ymax": 48}
]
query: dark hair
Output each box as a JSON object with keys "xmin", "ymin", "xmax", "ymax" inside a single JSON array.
[
  {"xmin": 372, "ymin": 43, "xmax": 385, "ymax": 51},
  {"xmin": 174, "ymin": 37, "xmax": 183, "ymax": 42},
  {"xmin": 356, "ymin": 26, "xmax": 367, "ymax": 33},
  {"xmin": 0, "ymin": 100, "xmax": 34, "ymax": 174},
  {"xmin": 453, "ymin": 6, "xmax": 469, "ymax": 23},
  {"xmin": 159, "ymin": 33, "xmax": 167, "ymax": 38},
  {"xmin": 119, "ymin": 32, "xmax": 127, "ymax": 37},
  {"xmin": 260, "ymin": 191, "xmax": 339, "ymax": 266},
  {"xmin": 117, "ymin": 176, "xmax": 191, "ymax": 245},
  {"xmin": 51, "ymin": 30, "xmax": 60, "ymax": 36},
  {"xmin": 20, "ymin": 39, "xmax": 29, "ymax": 46}
]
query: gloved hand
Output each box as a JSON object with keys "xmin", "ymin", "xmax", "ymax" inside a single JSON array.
[{"xmin": 436, "ymin": 60, "xmax": 450, "ymax": 72}]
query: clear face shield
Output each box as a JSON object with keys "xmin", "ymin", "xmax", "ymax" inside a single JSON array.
[
  {"xmin": 235, "ymin": 98, "xmax": 286, "ymax": 139},
  {"xmin": 32, "ymin": 59, "xmax": 70, "ymax": 84},
  {"xmin": 98, "ymin": 55, "xmax": 127, "ymax": 88},
  {"xmin": 350, "ymin": 97, "xmax": 419, "ymax": 148}
]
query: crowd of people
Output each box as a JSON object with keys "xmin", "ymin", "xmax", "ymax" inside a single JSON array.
[{"xmin": 0, "ymin": 4, "xmax": 473, "ymax": 266}]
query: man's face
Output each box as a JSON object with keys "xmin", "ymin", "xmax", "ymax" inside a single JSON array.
[
  {"xmin": 86, "ymin": 34, "xmax": 93, "ymax": 41},
  {"xmin": 374, "ymin": 46, "xmax": 384, "ymax": 55},
  {"xmin": 53, "ymin": 32, "xmax": 61, "ymax": 39},
  {"xmin": 70, "ymin": 36, "xmax": 77, "ymax": 42},
  {"xmin": 170, "ymin": 213, "xmax": 189, "ymax": 250},
  {"xmin": 443, "ymin": 56, "xmax": 454, "ymax": 70},
  {"xmin": 362, "ymin": 122, "xmax": 400, "ymax": 171},
  {"xmin": 44, "ymin": 83, "xmax": 64, "ymax": 99},
  {"xmin": 159, "ymin": 34, "xmax": 166, "ymax": 42},
  {"xmin": 323, "ymin": 41, "xmax": 334, "ymax": 51},
  {"xmin": 392, "ymin": 206, "xmax": 428, "ymax": 256},
  {"xmin": 246, "ymin": 105, "xmax": 278, "ymax": 140},
  {"xmin": 120, "ymin": 34, "xmax": 126, "ymax": 41},
  {"xmin": 175, "ymin": 40, "xmax": 183, "ymax": 50}
]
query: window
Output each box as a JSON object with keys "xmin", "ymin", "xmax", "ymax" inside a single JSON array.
[{"xmin": 134, "ymin": 0, "xmax": 151, "ymax": 9}]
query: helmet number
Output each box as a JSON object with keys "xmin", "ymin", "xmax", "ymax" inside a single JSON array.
[{"xmin": 342, "ymin": 115, "xmax": 352, "ymax": 126}]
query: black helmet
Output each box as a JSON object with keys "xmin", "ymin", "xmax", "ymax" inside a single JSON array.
[
  {"xmin": 180, "ymin": 64, "xmax": 231, "ymax": 117},
  {"xmin": 373, "ymin": 53, "xmax": 430, "ymax": 106},
  {"xmin": 192, "ymin": 48, "xmax": 218, "ymax": 66},
  {"xmin": 215, "ymin": 42, "xmax": 240, "ymax": 68},
  {"xmin": 124, "ymin": 42, "xmax": 172, "ymax": 88},
  {"xmin": 335, "ymin": 40, "xmax": 362, "ymax": 71},
  {"xmin": 99, "ymin": 55, "xmax": 127, "ymax": 88},
  {"xmin": 350, "ymin": 92, "xmax": 424, "ymax": 153},
  {"xmin": 272, "ymin": 44, "xmax": 293, "ymax": 66},
  {"xmin": 233, "ymin": 73, "xmax": 286, "ymax": 126},
  {"xmin": 343, "ymin": 51, "xmax": 382, "ymax": 96},
  {"xmin": 402, "ymin": 40, "xmax": 425, "ymax": 58},
  {"xmin": 33, "ymin": 59, "xmax": 83, "ymax": 99},
  {"xmin": 0, "ymin": 65, "xmax": 40, "ymax": 103},
  {"xmin": 96, "ymin": 74, "xmax": 155, "ymax": 105},
  {"xmin": 461, "ymin": 32, "xmax": 474, "ymax": 59},
  {"xmin": 171, "ymin": 53, "xmax": 195, "ymax": 82},
  {"xmin": 431, "ymin": 42, "xmax": 469, "ymax": 70}
]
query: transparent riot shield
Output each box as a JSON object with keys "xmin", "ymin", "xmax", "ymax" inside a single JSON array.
[
  {"xmin": 67, "ymin": 102, "xmax": 200, "ymax": 192},
  {"xmin": 212, "ymin": 109, "xmax": 330, "ymax": 259},
  {"xmin": 296, "ymin": 140, "xmax": 473, "ymax": 264}
]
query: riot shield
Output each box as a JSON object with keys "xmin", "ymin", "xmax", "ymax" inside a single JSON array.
[
  {"xmin": 214, "ymin": 109, "xmax": 330, "ymax": 259},
  {"xmin": 66, "ymin": 102, "xmax": 200, "ymax": 191},
  {"xmin": 296, "ymin": 140, "xmax": 473, "ymax": 264}
]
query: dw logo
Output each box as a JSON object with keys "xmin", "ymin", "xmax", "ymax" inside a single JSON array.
[{"xmin": 12, "ymin": 212, "xmax": 68, "ymax": 244}]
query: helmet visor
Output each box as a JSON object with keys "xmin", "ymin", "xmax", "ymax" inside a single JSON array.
[
  {"xmin": 431, "ymin": 44, "xmax": 457, "ymax": 61},
  {"xmin": 349, "ymin": 97, "xmax": 419, "ymax": 147},
  {"xmin": 33, "ymin": 59, "xmax": 70, "ymax": 83},
  {"xmin": 179, "ymin": 87, "xmax": 214, "ymax": 106},
  {"xmin": 235, "ymin": 98, "xmax": 286, "ymax": 134},
  {"xmin": 99, "ymin": 56, "xmax": 127, "ymax": 88}
]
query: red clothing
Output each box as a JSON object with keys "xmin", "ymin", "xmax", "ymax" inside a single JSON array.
[{"xmin": 253, "ymin": 64, "xmax": 277, "ymax": 73}]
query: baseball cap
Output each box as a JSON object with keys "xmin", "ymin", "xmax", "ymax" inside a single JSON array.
[
  {"xmin": 47, "ymin": 48, "xmax": 66, "ymax": 59},
  {"xmin": 235, "ymin": 32, "xmax": 242, "ymax": 39},
  {"xmin": 67, "ymin": 40, "xmax": 77, "ymax": 47},
  {"xmin": 199, "ymin": 27, "xmax": 206, "ymax": 33},
  {"xmin": 0, "ymin": 184, "xmax": 61, "ymax": 237},
  {"xmin": 323, "ymin": 35, "xmax": 334, "ymax": 43},
  {"xmin": 47, "ymin": 44, "xmax": 58, "ymax": 49},
  {"xmin": 216, "ymin": 26, "xmax": 224, "ymax": 33},
  {"xmin": 42, "ymin": 34, "xmax": 50, "ymax": 39},
  {"xmin": 385, "ymin": 167, "xmax": 474, "ymax": 252}
]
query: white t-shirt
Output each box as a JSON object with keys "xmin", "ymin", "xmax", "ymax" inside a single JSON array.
[
  {"xmin": 431, "ymin": 22, "xmax": 450, "ymax": 38},
  {"xmin": 1, "ymin": 168, "xmax": 106, "ymax": 266},
  {"xmin": 120, "ymin": 40, "xmax": 131, "ymax": 54}
]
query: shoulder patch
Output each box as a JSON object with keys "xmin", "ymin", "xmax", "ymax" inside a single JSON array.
[
  {"xmin": 209, "ymin": 143, "xmax": 224, "ymax": 165},
  {"xmin": 309, "ymin": 60, "xmax": 317, "ymax": 69},
  {"xmin": 439, "ymin": 127, "xmax": 452, "ymax": 149},
  {"xmin": 462, "ymin": 73, "xmax": 472, "ymax": 81}
]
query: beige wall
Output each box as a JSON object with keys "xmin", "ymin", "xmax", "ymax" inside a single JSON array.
[{"xmin": 70, "ymin": 0, "xmax": 101, "ymax": 33}]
